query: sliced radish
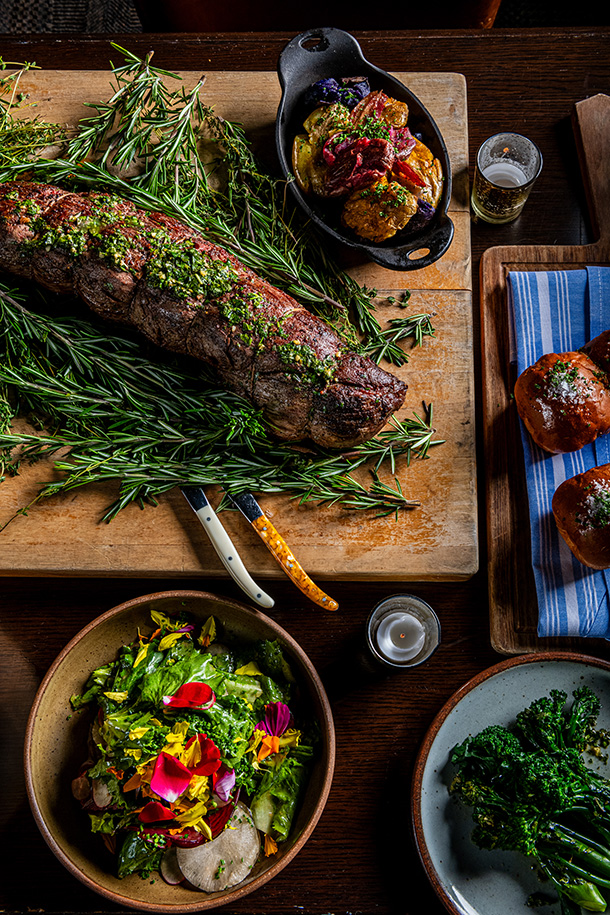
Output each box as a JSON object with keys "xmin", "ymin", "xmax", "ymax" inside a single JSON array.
[
  {"xmin": 92, "ymin": 779, "xmax": 112, "ymax": 808},
  {"xmin": 175, "ymin": 802, "xmax": 260, "ymax": 893},
  {"xmin": 160, "ymin": 847, "xmax": 185, "ymax": 885}
]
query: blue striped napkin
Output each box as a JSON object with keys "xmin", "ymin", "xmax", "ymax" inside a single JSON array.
[{"xmin": 508, "ymin": 266, "xmax": 610, "ymax": 638}]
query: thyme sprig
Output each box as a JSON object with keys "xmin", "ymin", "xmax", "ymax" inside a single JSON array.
[{"xmin": 0, "ymin": 58, "xmax": 66, "ymax": 169}]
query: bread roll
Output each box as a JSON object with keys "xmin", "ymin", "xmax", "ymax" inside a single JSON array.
[
  {"xmin": 552, "ymin": 463, "xmax": 610, "ymax": 569},
  {"xmin": 514, "ymin": 351, "xmax": 610, "ymax": 453},
  {"xmin": 583, "ymin": 330, "xmax": 610, "ymax": 374}
]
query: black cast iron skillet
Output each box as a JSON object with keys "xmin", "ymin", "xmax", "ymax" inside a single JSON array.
[{"xmin": 276, "ymin": 27, "xmax": 454, "ymax": 272}]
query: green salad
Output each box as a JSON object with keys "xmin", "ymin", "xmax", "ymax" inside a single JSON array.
[{"xmin": 70, "ymin": 609, "xmax": 317, "ymax": 889}]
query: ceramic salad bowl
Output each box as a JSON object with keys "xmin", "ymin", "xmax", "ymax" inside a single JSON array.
[{"xmin": 24, "ymin": 590, "xmax": 335, "ymax": 912}]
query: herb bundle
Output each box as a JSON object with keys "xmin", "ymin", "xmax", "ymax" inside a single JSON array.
[{"xmin": 0, "ymin": 46, "xmax": 442, "ymax": 523}]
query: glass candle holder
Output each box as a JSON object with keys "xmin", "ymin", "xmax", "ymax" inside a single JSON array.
[
  {"xmin": 366, "ymin": 594, "xmax": 441, "ymax": 670},
  {"xmin": 471, "ymin": 132, "xmax": 543, "ymax": 224}
]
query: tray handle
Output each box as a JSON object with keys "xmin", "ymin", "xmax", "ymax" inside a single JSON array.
[
  {"xmin": 572, "ymin": 93, "xmax": 610, "ymax": 247},
  {"xmin": 277, "ymin": 27, "xmax": 365, "ymax": 89},
  {"xmin": 369, "ymin": 217, "xmax": 455, "ymax": 271}
]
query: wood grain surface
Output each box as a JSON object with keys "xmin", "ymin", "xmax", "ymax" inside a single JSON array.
[
  {"xmin": 0, "ymin": 69, "xmax": 477, "ymax": 581},
  {"xmin": 480, "ymin": 93, "xmax": 610, "ymax": 654},
  {"xmin": 2, "ymin": 29, "xmax": 610, "ymax": 915}
]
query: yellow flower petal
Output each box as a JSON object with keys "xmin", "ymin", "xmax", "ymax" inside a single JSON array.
[
  {"xmin": 150, "ymin": 610, "xmax": 173, "ymax": 629},
  {"xmin": 185, "ymin": 774, "xmax": 210, "ymax": 801},
  {"xmin": 129, "ymin": 727, "xmax": 150, "ymax": 740},
  {"xmin": 235, "ymin": 661, "xmax": 263, "ymax": 676},
  {"xmin": 133, "ymin": 644, "xmax": 149, "ymax": 668},
  {"xmin": 125, "ymin": 747, "xmax": 142, "ymax": 761},
  {"xmin": 103, "ymin": 690, "xmax": 128, "ymax": 702},
  {"xmin": 195, "ymin": 819, "xmax": 213, "ymax": 840},
  {"xmin": 248, "ymin": 730, "xmax": 263, "ymax": 753},
  {"xmin": 159, "ymin": 631, "xmax": 188, "ymax": 651},
  {"xmin": 175, "ymin": 800, "xmax": 209, "ymax": 828},
  {"xmin": 181, "ymin": 738, "xmax": 202, "ymax": 769},
  {"xmin": 278, "ymin": 728, "xmax": 301, "ymax": 749},
  {"xmin": 198, "ymin": 616, "xmax": 216, "ymax": 649}
]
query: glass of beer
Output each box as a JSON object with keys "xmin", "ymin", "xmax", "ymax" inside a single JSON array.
[{"xmin": 471, "ymin": 132, "xmax": 543, "ymax": 224}]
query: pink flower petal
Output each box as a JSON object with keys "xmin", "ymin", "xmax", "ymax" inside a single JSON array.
[
  {"xmin": 138, "ymin": 801, "xmax": 177, "ymax": 824},
  {"xmin": 162, "ymin": 682, "xmax": 215, "ymax": 709},
  {"xmin": 212, "ymin": 765, "xmax": 236, "ymax": 803},
  {"xmin": 256, "ymin": 701, "xmax": 291, "ymax": 737},
  {"xmin": 150, "ymin": 751, "xmax": 192, "ymax": 802}
]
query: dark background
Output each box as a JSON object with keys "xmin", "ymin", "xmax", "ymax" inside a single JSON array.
[{"xmin": 0, "ymin": 0, "xmax": 609, "ymax": 33}]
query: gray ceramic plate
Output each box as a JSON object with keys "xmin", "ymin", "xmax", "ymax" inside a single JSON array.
[{"xmin": 412, "ymin": 652, "xmax": 610, "ymax": 915}]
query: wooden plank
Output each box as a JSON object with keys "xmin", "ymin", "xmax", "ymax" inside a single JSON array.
[
  {"xmin": 480, "ymin": 94, "xmax": 610, "ymax": 653},
  {"xmin": 0, "ymin": 70, "xmax": 476, "ymax": 581}
]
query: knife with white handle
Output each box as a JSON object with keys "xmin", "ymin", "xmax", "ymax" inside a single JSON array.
[{"xmin": 181, "ymin": 487, "xmax": 275, "ymax": 610}]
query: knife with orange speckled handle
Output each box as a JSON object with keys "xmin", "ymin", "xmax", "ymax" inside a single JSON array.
[{"xmin": 227, "ymin": 491, "xmax": 339, "ymax": 611}]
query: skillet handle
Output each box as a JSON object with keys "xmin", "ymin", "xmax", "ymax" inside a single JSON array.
[
  {"xmin": 369, "ymin": 217, "xmax": 455, "ymax": 272},
  {"xmin": 277, "ymin": 27, "xmax": 365, "ymax": 90}
]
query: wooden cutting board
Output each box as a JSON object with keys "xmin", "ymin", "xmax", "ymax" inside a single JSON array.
[
  {"xmin": 0, "ymin": 69, "xmax": 476, "ymax": 583},
  {"xmin": 481, "ymin": 93, "xmax": 610, "ymax": 653}
]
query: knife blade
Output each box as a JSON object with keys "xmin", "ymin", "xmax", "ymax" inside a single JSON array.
[
  {"xmin": 226, "ymin": 491, "xmax": 339, "ymax": 612},
  {"xmin": 181, "ymin": 487, "xmax": 274, "ymax": 610}
]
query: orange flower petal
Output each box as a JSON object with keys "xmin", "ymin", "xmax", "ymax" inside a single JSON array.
[{"xmin": 257, "ymin": 735, "xmax": 280, "ymax": 761}]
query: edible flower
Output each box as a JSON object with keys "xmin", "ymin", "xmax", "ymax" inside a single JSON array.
[
  {"xmin": 255, "ymin": 702, "xmax": 292, "ymax": 761},
  {"xmin": 198, "ymin": 616, "xmax": 216, "ymax": 648},
  {"xmin": 173, "ymin": 799, "xmax": 210, "ymax": 831},
  {"xmin": 150, "ymin": 751, "xmax": 192, "ymax": 803},
  {"xmin": 256, "ymin": 701, "xmax": 291, "ymax": 737},
  {"xmin": 138, "ymin": 800, "xmax": 176, "ymax": 824},
  {"xmin": 264, "ymin": 834, "xmax": 278, "ymax": 856},
  {"xmin": 183, "ymin": 733, "xmax": 222, "ymax": 776},
  {"xmin": 212, "ymin": 764, "xmax": 236, "ymax": 803},
  {"xmin": 162, "ymin": 682, "xmax": 215, "ymax": 710},
  {"xmin": 235, "ymin": 661, "xmax": 264, "ymax": 676},
  {"xmin": 133, "ymin": 643, "xmax": 149, "ymax": 668}
]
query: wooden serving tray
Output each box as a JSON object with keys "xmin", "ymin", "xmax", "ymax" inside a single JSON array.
[
  {"xmin": 481, "ymin": 93, "xmax": 610, "ymax": 653},
  {"xmin": 0, "ymin": 69, "xmax": 476, "ymax": 582}
]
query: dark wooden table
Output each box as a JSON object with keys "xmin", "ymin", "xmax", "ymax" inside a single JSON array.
[{"xmin": 1, "ymin": 27, "xmax": 609, "ymax": 915}]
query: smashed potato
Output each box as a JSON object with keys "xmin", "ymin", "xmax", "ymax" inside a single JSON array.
[
  {"xmin": 341, "ymin": 178, "xmax": 418, "ymax": 243},
  {"xmin": 394, "ymin": 138, "xmax": 444, "ymax": 207}
]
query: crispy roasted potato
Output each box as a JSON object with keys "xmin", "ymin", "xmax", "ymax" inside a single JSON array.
[
  {"xmin": 293, "ymin": 104, "xmax": 352, "ymax": 196},
  {"xmin": 396, "ymin": 138, "xmax": 444, "ymax": 207},
  {"xmin": 379, "ymin": 97, "xmax": 409, "ymax": 128},
  {"xmin": 292, "ymin": 133, "xmax": 332, "ymax": 196},
  {"xmin": 341, "ymin": 178, "xmax": 418, "ymax": 242}
]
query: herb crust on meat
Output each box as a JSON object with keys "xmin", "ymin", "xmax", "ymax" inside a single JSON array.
[{"xmin": 0, "ymin": 180, "xmax": 406, "ymax": 448}]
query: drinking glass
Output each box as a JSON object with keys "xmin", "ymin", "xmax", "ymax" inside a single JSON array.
[{"xmin": 471, "ymin": 132, "xmax": 543, "ymax": 224}]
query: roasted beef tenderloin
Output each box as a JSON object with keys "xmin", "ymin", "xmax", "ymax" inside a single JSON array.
[{"xmin": 0, "ymin": 180, "xmax": 407, "ymax": 447}]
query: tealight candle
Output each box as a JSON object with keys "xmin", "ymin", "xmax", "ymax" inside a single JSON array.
[
  {"xmin": 366, "ymin": 594, "xmax": 441, "ymax": 670},
  {"xmin": 375, "ymin": 611, "xmax": 426, "ymax": 662}
]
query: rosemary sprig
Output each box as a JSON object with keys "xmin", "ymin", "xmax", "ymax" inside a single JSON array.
[
  {"xmin": 364, "ymin": 314, "xmax": 436, "ymax": 366},
  {"xmin": 0, "ymin": 286, "xmax": 439, "ymax": 522}
]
